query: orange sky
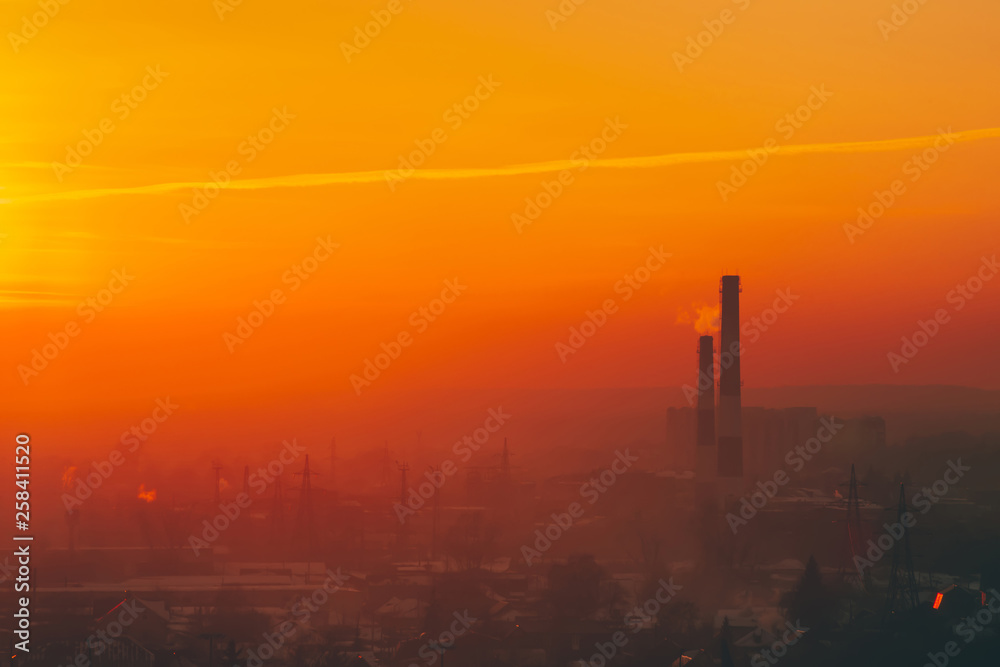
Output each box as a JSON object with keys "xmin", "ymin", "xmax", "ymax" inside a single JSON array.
[{"xmin": 2, "ymin": 0, "xmax": 999, "ymax": 437}]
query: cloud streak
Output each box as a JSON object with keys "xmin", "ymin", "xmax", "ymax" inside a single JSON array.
[{"xmin": 6, "ymin": 127, "xmax": 999, "ymax": 205}]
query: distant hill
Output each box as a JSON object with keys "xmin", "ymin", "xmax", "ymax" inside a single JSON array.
[{"xmin": 28, "ymin": 384, "xmax": 1000, "ymax": 494}]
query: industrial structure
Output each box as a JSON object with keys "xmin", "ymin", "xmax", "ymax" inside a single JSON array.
[
  {"xmin": 695, "ymin": 334, "xmax": 717, "ymax": 506},
  {"xmin": 13, "ymin": 273, "xmax": 996, "ymax": 667},
  {"xmin": 717, "ymin": 275, "xmax": 744, "ymax": 502},
  {"xmin": 686, "ymin": 275, "xmax": 746, "ymax": 506}
]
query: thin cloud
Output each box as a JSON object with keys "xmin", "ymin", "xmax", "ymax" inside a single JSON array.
[
  {"xmin": 0, "ymin": 162, "xmax": 127, "ymax": 171},
  {"xmin": 5, "ymin": 127, "xmax": 998, "ymax": 205}
]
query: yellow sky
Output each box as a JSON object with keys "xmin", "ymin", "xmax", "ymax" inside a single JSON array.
[{"xmin": 1, "ymin": 0, "xmax": 999, "ymax": 416}]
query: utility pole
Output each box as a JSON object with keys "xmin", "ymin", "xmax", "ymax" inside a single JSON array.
[
  {"xmin": 398, "ymin": 461, "xmax": 409, "ymax": 503},
  {"xmin": 396, "ymin": 461, "xmax": 410, "ymax": 556},
  {"xmin": 211, "ymin": 461, "xmax": 223, "ymax": 504},
  {"xmin": 272, "ymin": 475, "xmax": 285, "ymax": 535},
  {"xmin": 198, "ymin": 633, "xmax": 224, "ymax": 667},
  {"xmin": 330, "ymin": 436, "xmax": 337, "ymax": 491},
  {"xmin": 429, "ymin": 465, "xmax": 440, "ymax": 561},
  {"xmin": 382, "ymin": 441, "xmax": 391, "ymax": 488}
]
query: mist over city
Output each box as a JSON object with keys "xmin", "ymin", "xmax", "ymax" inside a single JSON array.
[{"xmin": 3, "ymin": 0, "xmax": 1000, "ymax": 665}]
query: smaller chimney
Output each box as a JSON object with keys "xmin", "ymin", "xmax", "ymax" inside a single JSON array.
[{"xmin": 695, "ymin": 335, "xmax": 717, "ymax": 504}]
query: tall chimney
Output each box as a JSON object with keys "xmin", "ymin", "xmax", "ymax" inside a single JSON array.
[
  {"xmin": 717, "ymin": 275, "xmax": 743, "ymax": 498},
  {"xmin": 695, "ymin": 335, "xmax": 716, "ymax": 503}
]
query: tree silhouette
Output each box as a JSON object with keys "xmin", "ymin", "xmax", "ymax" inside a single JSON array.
[
  {"xmin": 784, "ymin": 555, "xmax": 837, "ymax": 636},
  {"xmin": 719, "ymin": 616, "xmax": 735, "ymax": 667}
]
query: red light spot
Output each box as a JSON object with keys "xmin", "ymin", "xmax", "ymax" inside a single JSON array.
[
  {"xmin": 137, "ymin": 484, "xmax": 157, "ymax": 503},
  {"xmin": 933, "ymin": 593, "xmax": 944, "ymax": 609}
]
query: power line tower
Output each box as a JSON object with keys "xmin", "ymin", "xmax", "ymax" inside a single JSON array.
[
  {"xmin": 500, "ymin": 438, "xmax": 512, "ymax": 483},
  {"xmin": 396, "ymin": 461, "xmax": 410, "ymax": 556},
  {"xmin": 381, "ymin": 441, "xmax": 392, "ymax": 488},
  {"xmin": 295, "ymin": 455, "xmax": 319, "ymax": 560},
  {"xmin": 883, "ymin": 483, "xmax": 920, "ymax": 625},
  {"xmin": 271, "ymin": 475, "xmax": 285, "ymax": 536},
  {"xmin": 839, "ymin": 464, "xmax": 871, "ymax": 591}
]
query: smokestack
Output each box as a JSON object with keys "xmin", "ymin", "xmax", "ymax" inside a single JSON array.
[
  {"xmin": 717, "ymin": 275, "xmax": 743, "ymax": 498},
  {"xmin": 696, "ymin": 335, "xmax": 716, "ymax": 502}
]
